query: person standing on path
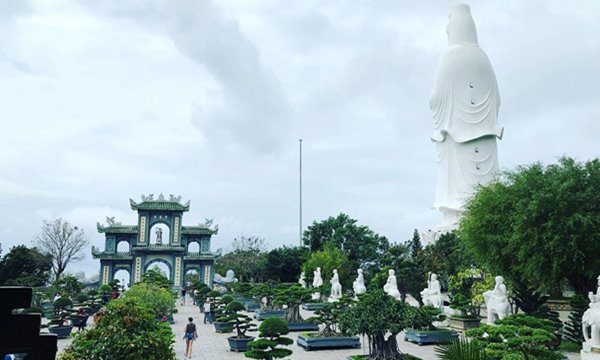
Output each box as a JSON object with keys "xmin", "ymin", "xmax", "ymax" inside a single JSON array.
[
  {"xmin": 181, "ymin": 287, "xmax": 187, "ymax": 305},
  {"xmin": 203, "ymin": 299, "xmax": 211, "ymax": 324},
  {"xmin": 184, "ymin": 317, "xmax": 198, "ymax": 359}
]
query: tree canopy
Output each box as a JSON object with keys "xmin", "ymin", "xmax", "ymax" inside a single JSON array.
[
  {"xmin": 36, "ymin": 218, "xmax": 89, "ymax": 282},
  {"xmin": 460, "ymin": 157, "xmax": 600, "ymax": 295},
  {"xmin": 264, "ymin": 246, "xmax": 309, "ymax": 283},
  {"xmin": 0, "ymin": 245, "xmax": 52, "ymax": 287},
  {"xmin": 302, "ymin": 213, "xmax": 389, "ymax": 274},
  {"xmin": 215, "ymin": 236, "xmax": 267, "ymax": 282}
]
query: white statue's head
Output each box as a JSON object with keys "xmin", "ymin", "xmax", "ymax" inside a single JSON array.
[
  {"xmin": 431, "ymin": 273, "xmax": 438, "ymax": 281},
  {"xmin": 333, "ymin": 269, "xmax": 338, "ymax": 274},
  {"xmin": 495, "ymin": 275, "xmax": 504, "ymax": 285},
  {"xmin": 317, "ymin": 267, "xmax": 321, "ymax": 272},
  {"xmin": 226, "ymin": 270, "xmax": 235, "ymax": 280},
  {"xmin": 358, "ymin": 269, "xmax": 363, "ymax": 275},
  {"xmin": 388, "ymin": 269, "xmax": 395, "ymax": 276},
  {"xmin": 597, "ymin": 275, "xmax": 600, "ymax": 285},
  {"xmin": 447, "ymin": 4, "xmax": 478, "ymax": 46}
]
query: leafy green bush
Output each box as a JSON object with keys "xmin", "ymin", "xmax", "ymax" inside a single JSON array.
[
  {"xmin": 245, "ymin": 317, "xmax": 293, "ymax": 360},
  {"xmin": 98, "ymin": 284, "xmax": 112, "ymax": 294},
  {"xmin": 465, "ymin": 314, "xmax": 562, "ymax": 360},
  {"xmin": 59, "ymin": 297, "xmax": 175, "ymax": 360},
  {"xmin": 121, "ymin": 282, "xmax": 176, "ymax": 318}
]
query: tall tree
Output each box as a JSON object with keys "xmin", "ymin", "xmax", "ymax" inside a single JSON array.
[
  {"xmin": 302, "ymin": 242, "xmax": 352, "ymax": 290},
  {"xmin": 302, "ymin": 213, "xmax": 389, "ymax": 274},
  {"xmin": 410, "ymin": 228, "xmax": 422, "ymax": 258},
  {"xmin": 215, "ymin": 236, "xmax": 267, "ymax": 282},
  {"xmin": 0, "ymin": 245, "xmax": 52, "ymax": 287},
  {"xmin": 460, "ymin": 157, "xmax": 600, "ymax": 295},
  {"xmin": 264, "ymin": 246, "xmax": 309, "ymax": 282},
  {"xmin": 36, "ymin": 218, "xmax": 89, "ymax": 282}
]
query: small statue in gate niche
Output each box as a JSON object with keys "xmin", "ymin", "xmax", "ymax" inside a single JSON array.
[{"xmin": 155, "ymin": 227, "xmax": 163, "ymax": 245}]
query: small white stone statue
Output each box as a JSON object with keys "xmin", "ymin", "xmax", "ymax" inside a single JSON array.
[
  {"xmin": 328, "ymin": 269, "xmax": 342, "ymax": 302},
  {"xmin": 155, "ymin": 227, "xmax": 163, "ymax": 245},
  {"xmin": 383, "ymin": 269, "xmax": 401, "ymax": 300},
  {"xmin": 581, "ymin": 276, "xmax": 600, "ymax": 358},
  {"xmin": 483, "ymin": 275, "xmax": 510, "ymax": 323},
  {"xmin": 430, "ymin": 4, "xmax": 503, "ymax": 228},
  {"xmin": 312, "ymin": 267, "xmax": 323, "ymax": 300},
  {"xmin": 353, "ymin": 269, "xmax": 366, "ymax": 295},
  {"xmin": 298, "ymin": 271, "xmax": 307, "ymax": 288},
  {"xmin": 420, "ymin": 272, "xmax": 443, "ymax": 309}
]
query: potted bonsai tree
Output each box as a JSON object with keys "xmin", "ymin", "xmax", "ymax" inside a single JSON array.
[
  {"xmin": 221, "ymin": 301, "xmax": 258, "ymax": 352},
  {"xmin": 404, "ymin": 305, "xmax": 458, "ymax": 345},
  {"xmin": 447, "ymin": 268, "xmax": 492, "ymax": 330},
  {"xmin": 252, "ymin": 282, "xmax": 285, "ymax": 321},
  {"xmin": 245, "ymin": 317, "xmax": 293, "ymax": 360},
  {"xmin": 48, "ymin": 297, "xmax": 74, "ymax": 339},
  {"xmin": 214, "ymin": 295, "xmax": 235, "ymax": 333},
  {"xmin": 297, "ymin": 297, "xmax": 360, "ymax": 351},
  {"xmin": 273, "ymin": 284, "xmax": 318, "ymax": 331},
  {"xmin": 232, "ymin": 282, "xmax": 261, "ymax": 312},
  {"xmin": 338, "ymin": 289, "xmax": 423, "ymax": 359}
]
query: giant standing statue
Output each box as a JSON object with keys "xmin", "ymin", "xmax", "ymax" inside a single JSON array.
[{"xmin": 430, "ymin": 4, "xmax": 503, "ymax": 229}]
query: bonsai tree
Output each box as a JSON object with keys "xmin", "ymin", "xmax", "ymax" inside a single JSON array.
[
  {"xmin": 214, "ymin": 295, "xmax": 235, "ymax": 323},
  {"xmin": 448, "ymin": 268, "xmax": 493, "ymax": 318},
  {"xmin": 250, "ymin": 281, "xmax": 281, "ymax": 311},
  {"xmin": 311, "ymin": 297, "xmax": 352, "ymax": 337},
  {"xmin": 244, "ymin": 317, "xmax": 293, "ymax": 360},
  {"xmin": 50, "ymin": 297, "xmax": 74, "ymax": 327},
  {"xmin": 410, "ymin": 305, "xmax": 447, "ymax": 331},
  {"xmin": 466, "ymin": 314, "xmax": 562, "ymax": 359},
  {"xmin": 222, "ymin": 301, "xmax": 257, "ymax": 339},
  {"xmin": 99, "ymin": 284, "xmax": 112, "ymax": 295},
  {"xmin": 338, "ymin": 289, "xmax": 417, "ymax": 359},
  {"xmin": 273, "ymin": 284, "xmax": 313, "ymax": 323}
]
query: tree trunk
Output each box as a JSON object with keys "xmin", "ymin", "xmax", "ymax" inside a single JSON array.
[{"xmin": 368, "ymin": 333, "xmax": 403, "ymax": 360}]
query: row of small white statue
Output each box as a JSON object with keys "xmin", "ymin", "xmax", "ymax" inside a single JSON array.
[{"xmin": 299, "ymin": 268, "xmax": 511, "ymax": 323}]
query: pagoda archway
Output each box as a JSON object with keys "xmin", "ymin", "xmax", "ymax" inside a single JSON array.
[{"xmin": 144, "ymin": 258, "xmax": 172, "ymax": 281}]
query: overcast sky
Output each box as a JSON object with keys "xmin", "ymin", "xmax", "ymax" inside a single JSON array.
[{"xmin": 0, "ymin": 0, "xmax": 598, "ymax": 278}]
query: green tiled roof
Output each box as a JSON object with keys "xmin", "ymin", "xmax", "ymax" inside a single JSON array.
[
  {"xmin": 182, "ymin": 226, "xmax": 217, "ymax": 235},
  {"xmin": 184, "ymin": 253, "xmax": 220, "ymax": 260},
  {"xmin": 97, "ymin": 223, "xmax": 138, "ymax": 234},
  {"xmin": 91, "ymin": 248, "xmax": 133, "ymax": 260},
  {"xmin": 132, "ymin": 244, "xmax": 186, "ymax": 252},
  {"xmin": 130, "ymin": 198, "xmax": 190, "ymax": 212}
]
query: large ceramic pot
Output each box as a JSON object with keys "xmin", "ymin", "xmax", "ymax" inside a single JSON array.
[
  {"xmin": 227, "ymin": 336, "xmax": 255, "ymax": 352},
  {"xmin": 254, "ymin": 309, "xmax": 285, "ymax": 321},
  {"xmin": 49, "ymin": 325, "xmax": 73, "ymax": 339},
  {"xmin": 404, "ymin": 328, "xmax": 459, "ymax": 345},
  {"xmin": 287, "ymin": 322, "xmax": 319, "ymax": 331},
  {"xmin": 297, "ymin": 333, "xmax": 360, "ymax": 351},
  {"xmin": 214, "ymin": 321, "xmax": 234, "ymax": 333},
  {"xmin": 447, "ymin": 316, "xmax": 481, "ymax": 331}
]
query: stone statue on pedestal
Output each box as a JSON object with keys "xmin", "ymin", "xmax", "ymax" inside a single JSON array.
[
  {"xmin": 312, "ymin": 267, "xmax": 323, "ymax": 300},
  {"xmin": 483, "ymin": 275, "xmax": 510, "ymax": 323},
  {"xmin": 430, "ymin": 3, "xmax": 503, "ymax": 230},
  {"xmin": 329, "ymin": 269, "xmax": 342, "ymax": 302},
  {"xmin": 155, "ymin": 227, "xmax": 163, "ymax": 245},
  {"xmin": 353, "ymin": 269, "xmax": 366, "ymax": 295},
  {"xmin": 420, "ymin": 273, "xmax": 443, "ymax": 309},
  {"xmin": 383, "ymin": 269, "xmax": 401, "ymax": 300},
  {"xmin": 581, "ymin": 276, "xmax": 600, "ymax": 359},
  {"xmin": 298, "ymin": 272, "xmax": 307, "ymax": 288}
]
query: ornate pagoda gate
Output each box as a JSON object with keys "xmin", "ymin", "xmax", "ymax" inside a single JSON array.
[{"xmin": 92, "ymin": 194, "xmax": 220, "ymax": 290}]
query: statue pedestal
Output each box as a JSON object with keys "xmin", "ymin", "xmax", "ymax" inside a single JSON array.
[{"xmin": 581, "ymin": 342, "xmax": 600, "ymax": 360}]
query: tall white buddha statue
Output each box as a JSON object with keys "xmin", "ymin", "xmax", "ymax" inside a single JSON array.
[{"xmin": 430, "ymin": 4, "xmax": 503, "ymax": 229}]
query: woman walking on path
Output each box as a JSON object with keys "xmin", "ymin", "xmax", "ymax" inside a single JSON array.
[{"xmin": 184, "ymin": 317, "xmax": 198, "ymax": 359}]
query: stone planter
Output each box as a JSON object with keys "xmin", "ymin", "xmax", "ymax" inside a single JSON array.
[
  {"xmin": 243, "ymin": 301, "xmax": 261, "ymax": 312},
  {"xmin": 214, "ymin": 321, "xmax": 234, "ymax": 333},
  {"xmin": 254, "ymin": 309, "xmax": 285, "ymax": 321},
  {"xmin": 448, "ymin": 316, "xmax": 481, "ymax": 331},
  {"xmin": 227, "ymin": 336, "xmax": 255, "ymax": 352},
  {"xmin": 297, "ymin": 333, "xmax": 360, "ymax": 351},
  {"xmin": 404, "ymin": 328, "xmax": 459, "ymax": 345},
  {"xmin": 301, "ymin": 303, "xmax": 327, "ymax": 311},
  {"xmin": 48, "ymin": 325, "xmax": 73, "ymax": 339},
  {"xmin": 287, "ymin": 322, "xmax": 319, "ymax": 331}
]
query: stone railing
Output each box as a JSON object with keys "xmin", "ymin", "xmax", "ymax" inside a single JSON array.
[{"xmin": 0, "ymin": 287, "xmax": 57, "ymax": 359}]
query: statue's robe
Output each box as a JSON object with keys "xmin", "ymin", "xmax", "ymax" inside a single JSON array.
[{"xmin": 430, "ymin": 4, "xmax": 503, "ymax": 226}]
